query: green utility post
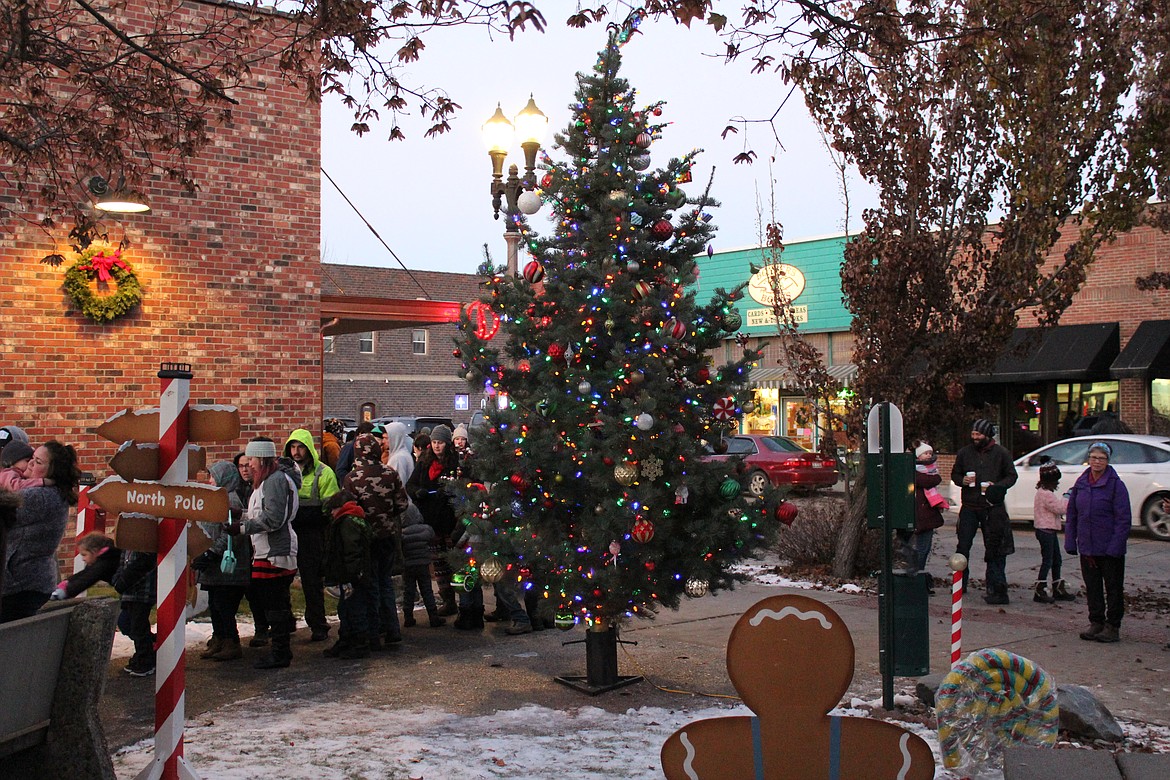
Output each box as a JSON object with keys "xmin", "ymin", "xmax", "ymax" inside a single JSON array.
[{"xmin": 866, "ymin": 402, "xmax": 916, "ymax": 710}]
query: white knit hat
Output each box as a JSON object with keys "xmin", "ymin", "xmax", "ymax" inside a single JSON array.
[
  {"xmin": 244, "ymin": 439, "xmax": 277, "ymax": 458},
  {"xmin": 914, "ymin": 442, "xmax": 934, "ymax": 459},
  {"xmin": 452, "ymin": 424, "xmax": 470, "ymax": 441}
]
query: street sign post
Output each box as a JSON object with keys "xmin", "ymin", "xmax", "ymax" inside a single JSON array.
[
  {"xmin": 109, "ymin": 443, "xmax": 206, "ymax": 482},
  {"xmin": 89, "ymin": 477, "xmax": 228, "ymax": 524}
]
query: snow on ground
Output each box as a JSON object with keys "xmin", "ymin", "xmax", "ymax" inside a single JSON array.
[{"xmin": 729, "ymin": 561, "xmax": 869, "ymax": 593}]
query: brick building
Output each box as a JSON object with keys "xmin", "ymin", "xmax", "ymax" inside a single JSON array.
[
  {"xmin": 2, "ymin": 2, "xmax": 322, "ymax": 476},
  {"xmin": 320, "ymin": 264, "xmax": 486, "ymax": 425}
]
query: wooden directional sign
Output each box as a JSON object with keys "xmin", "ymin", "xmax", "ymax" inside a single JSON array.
[
  {"xmin": 90, "ymin": 476, "xmax": 228, "ymax": 524},
  {"xmin": 94, "ymin": 405, "xmax": 241, "ymax": 444},
  {"xmin": 114, "ymin": 515, "xmax": 214, "ymax": 557},
  {"xmin": 109, "ymin": 443, "xmax": 206, "ymax": 482}
]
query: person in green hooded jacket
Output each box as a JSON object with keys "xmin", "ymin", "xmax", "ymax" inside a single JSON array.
[{"xmin": 283, "ymin": 428, "xmax": 340, "ymax": 641}]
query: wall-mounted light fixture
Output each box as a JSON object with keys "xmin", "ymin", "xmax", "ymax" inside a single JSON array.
[{"xmin": 88, "ymin": 176, "xmax": 151, "ymax": 214}]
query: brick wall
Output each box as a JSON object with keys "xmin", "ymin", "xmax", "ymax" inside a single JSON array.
[{"xmin": 1, "ymin": 3, "xmax": 321, "ymax": 566}]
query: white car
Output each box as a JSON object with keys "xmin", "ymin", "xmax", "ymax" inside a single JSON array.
[{"xmin": 1005, "ymin": 434, "xmax": 1170, "ymax": 540}]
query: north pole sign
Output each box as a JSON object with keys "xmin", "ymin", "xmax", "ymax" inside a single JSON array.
[
  {"xmin": 93, "ymin": 405, "xmax": 240, "ymax": 444},
  {"xmin": 89, "ymin": 476, "xmax": 228, "ymax": 524},
  {"xmin": 109, "ymin": 442, "xmax": 206, "ymax": 482}
]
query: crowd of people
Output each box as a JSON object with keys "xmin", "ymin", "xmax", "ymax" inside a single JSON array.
[{"xmin": 0, "ymin": 419, "xmax": 544, "ymax": 676}]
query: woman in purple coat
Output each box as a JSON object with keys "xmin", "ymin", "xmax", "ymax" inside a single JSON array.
[{"xmin": 1065, "ymin": 442, "xmax": 1130, "ymax": 643}]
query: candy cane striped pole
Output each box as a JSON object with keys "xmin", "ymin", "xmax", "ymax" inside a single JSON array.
[
  {"xmin": 949, "ymin": 553, "xmax": 968, "ymax": 668},
  {"xmin": 74, "ymin": 475, "xmax": 97, "ymax": 579},
  {"xmin": 137, "ymin": 363, "xmax": 199, "ymax": 780}
]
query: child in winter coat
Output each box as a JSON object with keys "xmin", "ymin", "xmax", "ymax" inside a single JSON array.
[
  {"xmin": 0, "ymin": 440, "xmax": 52, "ymax": 491},
  {"xmin": 322, "ymin": 491, "xmax": 373, "ymax": 659},
  {"xmin": 899, "ymin": 442, "xmax": 947, "ymax": 588},
  {"xmin": 400, "ymin": 502, "xmax": 444, "ymax": 628},
  {"xmin": 111, "ymin": 549, "xmax": 158, "ymax": 677},
  {"xmin": 1033, "ymin": 462, "xmax": 1075, "ymax": 603},
  {"xmin": 50, "ymin": 532, "xmax": 120, "ymax": 600},
  {"xmin": 192, "ymin": 461, "xmax": 253, "ymax": 661}
]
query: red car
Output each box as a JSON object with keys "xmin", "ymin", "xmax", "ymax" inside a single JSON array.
[{"xmin": 705, "ymin": 435, "xmax": 839, "ymax": 495}]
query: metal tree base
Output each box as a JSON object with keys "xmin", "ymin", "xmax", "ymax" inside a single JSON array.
[{"xmin": 554, "ymin": 624, "xmax": 643, "ymax": 695}]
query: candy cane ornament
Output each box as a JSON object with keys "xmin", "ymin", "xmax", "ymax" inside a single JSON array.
[
  {"xmin": 137, "ymin": 363, "xmax": 199, "ymax": 780},
  {"xmin": 949, "ymin": 553, "xmax": 968, "ymax": 668}
]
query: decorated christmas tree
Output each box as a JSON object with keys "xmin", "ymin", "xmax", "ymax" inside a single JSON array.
[{"xmin": 452, "ymin": 21, "xmax": 779, "ymax": 684}]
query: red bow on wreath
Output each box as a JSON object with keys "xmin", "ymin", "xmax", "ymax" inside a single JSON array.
[{"xmin": 81, "ymin": 250, "xmax": 127, "ymax": 282}]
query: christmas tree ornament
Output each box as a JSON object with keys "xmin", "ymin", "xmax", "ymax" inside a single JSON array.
[
  {"xmin": 696, "ymin": 367, "xmax": 710, "ymax": 382},
  {"xmin": 480, "ymin": 557, "xmax": 505, "ymax": 584},
  {"xmin": 635, "ymin": 412, "xmax": 654, "ymax": 431},
  {"xmin": 630, "ymin": 518, "xmax": 655, "ymax": 543},
  {"xmin": 673, "ymin": 422, "xmax": 686, "ymax": 433},
  {"xmin": 631, "ymin": 153, "xmax": 651, "ymax": 170},
  {"xmin": 712, "ymin": 396, "xmax": 737, "ymax": 421},
  {"xmin": 555, "ymin": 612, "xmax": 576, "ymax": 631},
  {"xmin": 666, "ymin": 188, "xmax": 686, "ymax": 208},
  {"xmin": 632, "ymin": 280, "xmax": 652, "ymax": 300},
  {"xmin": 651, "ymin": 219, "xmax": 674, "ymax": 240},
  {"xmin": 608, "ymin": 540, "xmax": 621, "ymax": 560},
  {"xmin": 548, "ymin": 342, "xmax": 566, "ymax": 362},
  {"xmin": 635, "ymin": 132, "xmax": 652, "ymax": 148},
  {"xmin": 776, "ymin": 501, "xmax": 799, "ymax": 526},
  {"xmin": 607, "ymin": 190, "xmax": 628, "ymax": 206},
  {"xmin": 452, "ymin": 567, "xmax": 479, "ymax": 592},
  {"xmin": 628, "ymin": 212, "xmax": 644, "ymax": 226},
  {"xmin": 518, "ymin": 190, "xmax": 543, "ymax": 215},
  {"xmin": 510, "ymin": 473, "xmax": 530, "ymax": 491},
  {"xmin": 720, "ymin": 478, "xmax": 742, "ymax": 499},
  {"xmin": 722, "ymin": 310, "xmax": 743, "ymax": 331},
  {"xmin": 452, "ymin": 348, "xmax": 461, "ymax": 358},
  {"xmin": 685, "ymin": 578, "xmax": 709, "ymax": 598},
  {"xmin": 465, "ymin": 301, "xmax": 501, "ymax": 340},
  {"xmin": 629, "ymin": 370, "xmax": 645, "ymax": 385},
  {"xmin": 541, "ymin": 173, "xmax": 554, "ymax": 189},
  {"xmin": 518, "ymin": 359, "xmax": 531, "ymax": 373},
  {"xmin": 523, "ymin": 260, "xmax": 546, "ymax": 284},
  {"xmin": 605, "ymin": 316, "xmax": 616, "ymax": 334},
  {"xmin": 641, "ymin": 455, "xmax": 664, "ymax": 480},
  {"xmin": 675, "ymin": 485, "xmax": 689, "ymax": 504},
  {"xmin": 742, "ymin": 401, "xmax": 755, "ymax": 414},
  {"xmin": 578, "ymin": 379, "xmax": 593, "ymax": 395},
  {"xmin": 614, "ymin": 462, "xmax": 638, "ymax": 486},
  {"xmin": 664, "ymin": 318, "xmax": 686, "ymax": 339},
  {"xmin": 537, "ymin": 399, "xmax": 551, "ymax": 417}
]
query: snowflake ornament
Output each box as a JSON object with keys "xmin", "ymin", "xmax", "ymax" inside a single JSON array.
[{"xmin": 641, "ymin": 455, "xmax": 664, "ymax": 480}]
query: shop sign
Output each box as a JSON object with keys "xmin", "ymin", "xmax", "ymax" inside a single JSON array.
[
  {"xmin": 747, "ymin": 263, "xmax": 806, "ymax": 306},
  {"xmin": 746, "ymin": 306, "xmax": 808, "ymax": 327}
]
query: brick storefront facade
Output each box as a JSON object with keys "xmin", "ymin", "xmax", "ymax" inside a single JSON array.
[{"xmin": 2, "ymin": 2, "xmax": 322, "ymax": 476}]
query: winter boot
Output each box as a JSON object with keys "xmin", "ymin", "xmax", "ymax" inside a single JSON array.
[
  {"xmin": 454, "ymin": 606, "xmax": 484, "ymax": 631},
  {"xmin": 983, "ymin": 584, "xmax": 1009, "ymax": 605},
  {"xmin": 200, "ymin": 635, "xmax": 225, "ymax": 659},
  {"xmin": 248, "ymin": 628, "xmax": 270, "ymax": 648},
  {"xmin": 436, "ymin": 582, "xmax": 458, "ymax": 617},
  {"xmin": 1052, "ymin": 579, "xmax": 1076, "ymax": 602},
  {"xmin": 1079, "ymin": 622, "xmax": 1105, "ymax": 641},
  {"xmin": 210, "ymin": 638, "xmax": 243, "ymax": 661},
  {"xmin": 1095, "ymin": 624, "xmax": 1120, "ymax": 643},
  {"xmin": 339, "ymin": 635, "xmax": 371, "ymax": 659},
  {"xmin": 1033, "ymin": 581, "xmax": 1055, "ymax": 604},
  {"xmin": 254, "ymin": 610, "xmax": 293, "ymax": 669},
  {"xmin": 505, "ymin": 620, "xmax": 533, "ymax": 636},
  {"xmin": 428, "ymin": 612, "xmax": 446, "ymax": 628},
  {"xmin": 483, "ymin": 604, "xmax": 509, "ymax": 623},
  {"xmin": 402, "ymin": 608, "xmax": 417, "ymax": 628},
  {"xmin": 323, "ymin": 636, "xmax": 350, "ymax": 658},
  {"xmin": 524, "ymin": 590, "xmax": 545, "ymax": 631}
]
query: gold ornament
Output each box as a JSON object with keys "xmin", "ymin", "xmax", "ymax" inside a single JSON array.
[{"xmin": 613, "ymin": 462, "xmax": 638, "ymax": 486}]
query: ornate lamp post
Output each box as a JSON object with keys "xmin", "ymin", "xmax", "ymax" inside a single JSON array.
[{"xmin": 483, "ymin": 95, "xmax": 548, "ymax": 276}]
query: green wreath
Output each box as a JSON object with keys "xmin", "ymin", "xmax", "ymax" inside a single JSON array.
[{"xmin": 62, "ymin": 243, "xmax": 143, "ymax": 323}]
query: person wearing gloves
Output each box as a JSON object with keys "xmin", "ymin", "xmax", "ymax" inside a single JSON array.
[
  {"xmin": 229, "ymin": 437, "xmax": 301, "ymax": 669},
  {"xmin": 1066, "ymin": 442, "xmax": 1131, "ymax": 643},
  {"xmin": 52, "ymin": 532, "xmax": 120, "ymax": 600},
  {"xmin": 191, "ymin": 461, "xmax": 253, "ymax": 661},
  {"xmin": 282, "ymin": 428, "xmax": 340, "ymax": 642}
]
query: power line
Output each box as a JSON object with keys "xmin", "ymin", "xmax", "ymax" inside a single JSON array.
[{"xmin": 320, "ymin": 167, "xmax": 433, "ymax": 299}]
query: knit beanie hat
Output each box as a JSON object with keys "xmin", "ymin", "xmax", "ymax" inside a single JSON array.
[
  {"xmin": 0, "ymin": 440, "xmax": 33, "ymax": 468},
  {"xmin": 244, "ymin": 439, "xmax": 278, "ymax": 458},
  {"xmin": 452, "ymin": 424, "xmax": 470, "ymax": 441},
  {"xmin": 914, "ymin": 442, "xmax": 934, "ymax": 460},
  {"xmin": 430, "ymin": 424, "xmax": 453, "ymax": 444},
  {"xmin": 0, "ymin": 426, "xmax": 29, "ymax": 449},
  {"xmin": 1038, "ymin": 462, "xmax": 1061, "ymax": 484},
  {"xmin": 971, "ymin": 419, "xmax": 996, "ymax": 438}
]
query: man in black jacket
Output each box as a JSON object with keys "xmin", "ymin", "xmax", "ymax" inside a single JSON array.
[{"xmin": 951, "ymin": 419, "xmax": 1018, "ymax": 604}]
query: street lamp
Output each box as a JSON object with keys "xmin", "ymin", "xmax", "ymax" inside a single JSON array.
[{"xmin": 483, "ymin": 95, "xmax": 548, "ymax": 276}]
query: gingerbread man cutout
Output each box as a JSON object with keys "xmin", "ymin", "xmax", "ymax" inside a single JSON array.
[{"xmin": 661, "ymin": 594, "xmax": 934, "ymax": 779}]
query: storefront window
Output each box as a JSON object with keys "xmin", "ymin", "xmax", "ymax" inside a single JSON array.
[
  {"xmin": 1056, "ymin": 381, "xmax": 1119, "ymax": 438},
  {"xmin": 746, "ymin": 389, "xmax": 778, "ymax": 435},
  {"xmin": 1153, "ymin": 379, "xmax": 1170, "ymax": 418}
]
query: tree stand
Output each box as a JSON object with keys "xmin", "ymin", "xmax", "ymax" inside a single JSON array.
[{"xmin": 555, "ymin": 621, "xmax": 643, "ymax": 695}]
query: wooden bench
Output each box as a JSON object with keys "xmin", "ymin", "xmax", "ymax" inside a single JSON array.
[{"xmin": 0, "ymin": 598, "xmax": 118, "ymax": 779}]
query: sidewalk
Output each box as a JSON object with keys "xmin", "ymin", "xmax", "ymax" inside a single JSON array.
[{"xmin": 97, "ymin": 522, "xmax": 1170, "ymax": 753}]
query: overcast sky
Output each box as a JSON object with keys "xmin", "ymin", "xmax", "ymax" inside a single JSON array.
[{"xmin": 319, "ymin": 15, "xmax": 876, "ymax": 274}]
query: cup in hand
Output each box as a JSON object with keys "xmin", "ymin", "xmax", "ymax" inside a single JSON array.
[{"xmin": 965, "ymin": 471, "xmax": 976, "ymax": 487}]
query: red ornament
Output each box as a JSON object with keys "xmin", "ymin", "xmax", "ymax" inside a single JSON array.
[
  {"xmin": 635, "ymin": 132, "xmax": 652, "ymax": 148},
  {"xmin": 664, "ymin": 318, "xmax": 686, "ymax": 339},
  {"xmin": 452, "ymin": 349, "xmax": 461, "ymax": 358},
  {"xmin": 632, "ymin": 280, "xmax": 652, "ymax": 300},
  {"xmin": 523, "ymin": 260, "xmax": 545, "ymax": 284},
  {"xmin": 776, "ymin": 501, "xmax": 799, "ymax": 526},
  {"xmin": 696, "ymin": 367, "xmax": 710, "ymax": 382},
  {"xmin": 602, "ymin": 456, "xmax": 615, "ymax": 466},
  {"xmin": 630, "ymin": 519, "xmax": 655, "ymax": 544},
  {"xmin": 465, "ymin": 301, "xmax": 500, "ymax": 340},
  {"xmin": 644, "ymin": 561, "xmax": 655, "ymax": 571},
  {"xmin": 651, "ymin": 219, "xmax": 673, "ymax": 240},
  {"xmin": 712, "ymin": 397, "xmax": 737, "ymax": 421},
  {"xmin": 510, "ymin": 473, "xmax": 529, "ymax": 491},
  {"xmin": 547, "ymin": 342, "xmax": 565, "ymax": 362},
  {"xmin": 517, "ymin": 359, "xmax": 531, "ymax": 373},
  {"xmin": 541, "ymin": 173, "xmax": 553, "ymax": 189},
  {"xmin": 653, "ymin": 107, "xmax": 662, "ymax": 116}
]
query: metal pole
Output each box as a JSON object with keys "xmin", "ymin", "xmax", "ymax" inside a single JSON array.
[
  {"xmin": 505, "ymin": 229, "xmax": 521, "ymax": 278},
  {"xmin": 878, "ymin": 402, "xmax": 895, "ymax": 711}
]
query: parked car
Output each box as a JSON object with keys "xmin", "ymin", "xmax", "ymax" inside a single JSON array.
[
  {"xmin": 1005, "ymin": 434, "xmax": 1170, "ymax": 540},
  {"xmin": 324, "ymin": 417, "xmax": 357, "ymax": 437},
  {"xmin": 703, "ymin": 434, "xmax": 839, "ymax": 495},
  {"xmin": 368, "ymin": 416, "xmax": 455, "ymax": 437}
]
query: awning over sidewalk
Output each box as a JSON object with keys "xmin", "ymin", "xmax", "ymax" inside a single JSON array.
[
  {"xmin": 966, "ymin": 323, "xmax": 1119, "ymax": 384},
  {"xmin": 1111, "ymin": 320, "xmax": 1170, "ymax": 379},
  {"xmin": 749, "ymin": 364, "xmax": 858, "ymax": 389}
]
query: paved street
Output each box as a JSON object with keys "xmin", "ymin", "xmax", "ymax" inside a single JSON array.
[{"xmin": 98, "ymin": 514, "xmax": 1170, "ymax": 753}]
